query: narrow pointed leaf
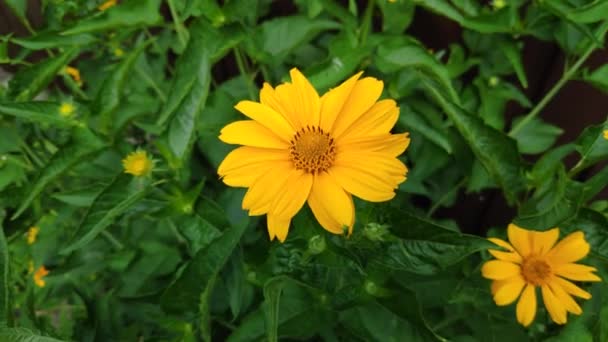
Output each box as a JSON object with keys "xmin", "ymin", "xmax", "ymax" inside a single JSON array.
[{"xmin": 0, "ymin": 102, "xmax": 77, "ymax": 127}]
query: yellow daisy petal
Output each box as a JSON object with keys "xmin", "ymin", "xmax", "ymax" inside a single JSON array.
[
  {"xmin": 270, "ymin": 170, "xmax": 313, "ymax": 218},
  {"xmin": 219, "ymin": 120, "xmax": 289, "ymax": 148},
  {"xmin": 218, "ymin": 147, "xmax": 289, "ymax": 187},
  {"xmin": 260, "ymin": 83, "xmax": 300, "ymax": 129},
  {"xmin": 289, "ymin": 68, "xmax": 321, "ymax": 127},
  {"xmin": 541, "ymin": 284, "xmax": 568, "ymax": 325},
  {"xmin": 331, "ymin": 77, "xmax": 384, "ymax": 139},
  {"xmin": 529, "ymin": 228, "xmax": 559, "ymax": 255},
  {"xmin": 337, "ymin": 133, "xmax": 411, "ymax": 157},
  {"xmin": 307, "ymin": 172, "xmax": 355, "ymax": 234},
  {"xmin": 516, "ymin": 284, "xmax": 537, "ymax": 327},
  {"xmin": 553, "ymin": 263, "xmax": 602, "ymax": 282},
  {"xmin": 481, "ymin": 260, "xmax": 521, "ymax": 280},
  {"xmin": 547, "ymin": 278, "xmax": 582, "ymax": 315},
  {"xmin": 319, "ymin": 72, "xmax": 362, "ymax": 132},
  {"xmin": 234, "ymin": 101, "xmax": 294, "ymax": 141},
  {"xmin": 493, "ymin": 275, "xmax": 526, "ymax": 306},
  {"xmin": 552, "ymin": 276, "xmax": 592, "ymax": 299},
  {"xmin": 488, "ymin": 237, "xmax": 522, "ymax": 264},
  {"xmin": 337, "ymin": 99, "xmax": 399, "ymax": 140},
  {"xmin": 508, "ymin": 224, "xmax": 531, "ymax": 257},
  {"xmin": 546, "ymin": 231, "xmax": 590, "ymax": 264},
  {"xmin": 268, "ymin": 214, "xmax": 291, "ymax": 242},
  {"xmin": 242, "ymin": 161, "xmax": 293, "ymax": 215}
]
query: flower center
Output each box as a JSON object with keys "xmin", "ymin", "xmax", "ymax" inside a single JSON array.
[
  {"xmin": 521, "ymin": 256, "xmax": 552, "ymax": 285},
  {"xmin": 289, "ymin": 126, "xmax": 336, "ymax": 173}
]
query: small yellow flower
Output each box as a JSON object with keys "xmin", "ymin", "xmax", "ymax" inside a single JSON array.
[
  {"xmin": 98, "ymin": 0, "xmax": 117, "ymax": 11},
  {"xmin": 603, "ymin": 129, "xmax": 608, "ymax": 140},
  {"xmin": 59, "ymin": 102, "xmax": 75, "ymax": 117},
  {"xmin": 492, "ymin": 0, "xmax": 507, "ymax": 9},
  {"xmin": 122, "ymin": 150, "xmax": 153, "ymax": 177},
  {"xmin": 26, "ymin": 226, "xmax": 39, "ymax": 245},
  {"xmin": 64, "ymin": 66, "xmax": 82, "ymax": 85},
  {"xmin": 482, "ymin": 224, "xmax": 601, "ymax": 327},
  {"xmin": 33, "ymin": 266, "xmax": 49, "ymax": 288},
  {"xmin": 217, "ymin": 68, "xmax": 409, "ymax": 242},
  {"xmin": 113, "ymin": 47, "xmax": 125, "ymax": 57}
]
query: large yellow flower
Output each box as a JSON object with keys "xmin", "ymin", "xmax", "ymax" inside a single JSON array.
[
  {"xmin": 482, "ymin": 224, "xmax": 601, "ymax": 327},
  {"xmin": 218, "ymin": 68, "xmax": 409, "ymax": 242}
]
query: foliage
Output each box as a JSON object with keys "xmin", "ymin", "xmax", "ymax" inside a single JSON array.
[{"xmin": 0, "ymin": 0, "xmax": 607, "ymax": 341}]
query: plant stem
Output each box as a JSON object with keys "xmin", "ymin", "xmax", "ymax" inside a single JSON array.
[
  {"xmin": 427, "ymin": 177, "xmax": 467, "ymax": 217},
  {"xmin": 359, "ymin": 0, "xmax": 375, "ymax": 45},
  {"xmin": 234, "ymin": 47, "xmax": 257, "ymax": 100},
  {"xmin": 101, "ymin": 230, "xmax": 124, "ymax": 250},
  {"xmin": 509, "ymin": 23, "xmax": 608, "ymax": 136},
  {"xmin": 167, "ymin": 0, "xmax": 188, "ymax": 48}
]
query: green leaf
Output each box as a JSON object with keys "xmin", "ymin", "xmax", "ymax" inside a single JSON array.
[
  {"xmin": 263, "ymin": 276, "xmax": 289, "ymax": 342},
  {"xmin": 0, "ymin": 211, "xmax": 8, "ymax": 327},
  {"xmin": 572, "ymin": 119, "xmax": 608, "ymax": 173},
  {"xmin": 61, "ymin": 0, "xmax": 162, "ymax": 35},
  {"xmin": 7, "ymin": 49, "xmax": 77, "ymax": 101},
  {"xmin": 0, "ymin": 328, "xmax": 65, "ymax": 342},
  {"xmin": 373, "ymin": 210, "xmax": 493, "ymax": 275},
  {"xmin": 529, "ymin": 144, "xmax": 575, "ymax": 187},
  {"xmin": 94, "ymin": 41, "xmax": 150, "ymax": 134},
  {"xmin": 60, "ymin": 174, "xmax": 152, "ymax": 254},
  {"xmin": 399, "ymin": 105, "xmax": 452, "ymax": 154},
  {"xmin": 561, "ymin": 209, "xmax": 608, "ymax": 259},
  {"xmin": 498, "ymin": 40, "xmax": 528, "ymax": 88},
  {"xmin": 0, "ymin": 101, "xmax": 77, "ymax": 127},
  {"xmin": 376, "ymin": 41, "xmax": 460, "ymax": 104},
  {"xmin": 160, "ymin": 217, "xmax": 247, "ymax": 316},
  {"xmin": 511, "ymin": 116, "xmax": 563, "ymax": 154},
  {"xmin": 10, "ymin": 32, "xmax": 97, "ymax": 50},
  {"xmin": 11, "ymin": 127, "xmax": 106, "ymax": 220},
  {"xmin": 584, "ymin": 64, "xmax": 608, "ymax": 93},
  {"xmin": 4, "ymin": 0, "xmax": 27, "ymax": 23},
  {"xmin": 544, "ymin": 0, "xmax": 608, "ymax": 24},
  {"xmin": 423, "ymin": 80, "xmax": 526, "ymax": 203}
]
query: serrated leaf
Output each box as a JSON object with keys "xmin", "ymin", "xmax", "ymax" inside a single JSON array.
[
  {"xmin": 61, "ymin": 0, "xmax": 162, "ymax": 35},
  {"xmin": 511, "ymin": 116, "xmax": 563, "ymax": 154},
  {"xmin": 373, "ymin": 210, "xmax": 493, "ymax": 275},
  {"xmin": 0, "ymin": 101, "xmax": 77, "ymax": 127},
  {"xmin": 11, "ymin": 127, "xmax": 106, "ymax": 219},
  {"xmin": 160, "ymin": 216, "xmax": 247, "ymax": 316},
  {"xmin": 423, "ymin": 80, "xmax": 526, "ymax": 203},
  {"xmin": 7, "ymin": 49, "xmax": 78, "ymax": 101},
  {"xmin": 61, "ymin": 174, "xmax": 152, "ymax": 254},
  {"xmin": 0, "ymin": 328, "xmax": 65, "ymax": 342}
]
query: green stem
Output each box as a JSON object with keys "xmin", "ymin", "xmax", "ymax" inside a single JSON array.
[
  {"xmin": 20, "ymin": 142, "xmax": 45, "ymax": 169},
  {"xmin": 509, "ymin": 23, "xmax": 608, "ymax": 136},
  {"xmin": 101, "ymin": 231, "xmax": 124, "ymax": 250},
  {"xmin": 234, "ymin": 48, "xmax": 256, "ymax": 100},
  {"xmin": 427, "ymin": 177, "xmax": 467, "ymax": 217},
  {"xmin": 135, "ymin": 64, "xmax": 167, "ymax": 103},
  {"xmin": 359, "ymin": 0, "xmax": 375, "ymax": 45},
  {"xmin": 167, "ymin": 0, "xmax": 188, "ymax": 48}
]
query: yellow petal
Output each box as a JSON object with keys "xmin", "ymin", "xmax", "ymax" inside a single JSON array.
[
  {"xmin": 547, "ymin": 231, "xmax": 590, "ymax": 264},
  {"xmin": 234, "ymin": 101, "xmax": 295, "ymax": 141},
  {"xmin": 289, "ymin": 68, "xmax": 321, "ymax": 127},
  {"xmin": 338, "ymin": 99, "xmax": 399, "ymax": 140},
  {"xmin": 242, "ymin": 161, "xmax": 293, "ymax": 215},
  {"xmin": 516, "ymin": 284, "xmax": 537, "ymax": 327},
  {"xmin": 551, "ymin": 276, "xmax": 592, "ymax": 299},
  {"xmin": 529, "ymin": 228, "xmax": 559, "ymax": 255},
  {"xmin": 307, "ymin": 172, "xmax": 355, "ymax": 234},
  {"xmin": 508, "ymin": 224, "xmax": 531, "ymax": 257},
  {"xmin": 337, "ymin": 133, "xmax": 410, "ymax": 157},
  {"xmin": 319, "ymin": 72, "xmax": 362, "ymax": 132},
  {"xmin": 541, "ymin": 284, "xmax": 568, "ymax": 325},
  {"xmin": 219, "ymin": 120, "xmax": 290, "ymax": 148},
  {"xmin": 547, "ymin": 277, "xmax": 582, "ymax": 315},
  {"xmin": 331, "ymin": 77, "xmax": 384, "ymax": 138},
  {"xmin": 553, "ymin": 263, "xmax": 602, "ymax": 282},
  {"xmin": 493, "ymin": 275, "xmax": 525, "ymax": 306},
  {"xmin": 488, "ymin": 237, "xmax": 522, "ymax": 264},
  {"xmin": 218, "ymin": 147, "xmax": 289, "ymax": 187},
  {"xmin": 481, "ymin": 260, "xmax": 521, "ymax": 280},
  {"xmin": 268, "ymin": 214, "xmax": 292, "ymax": 242},
  {"xmin": 270, "ymin": 169, "xmax": 312, "ymax": 218}
]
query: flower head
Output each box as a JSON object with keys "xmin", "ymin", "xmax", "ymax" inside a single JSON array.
[
  {"xmin": 33, "ymin": 266, "xmax": 49, "ymax": 288},
  {"xmin": 26, "ymin": 226, "xmax": 39, "ymax": 245},
  {"xmin": 64, "ymin": 66, "xmax": 82, "ymax": 86},
  {"xmin": 122, "ymin": 150, "xmax": 153, "ymax": 177},
  {"xmin": 603, "ymin": 129, "xmax": 608, "ymax": 140},
  {"xmin": 218, "ymin": 68, "xmax": 409, "ymax": 242},
  {"xmin": 59, "ymin": 102, "xmax": 75, "ymax": 117},
  {"xmin": 482, "ymin": 224, "xmax": 601, "ymax": 327}
]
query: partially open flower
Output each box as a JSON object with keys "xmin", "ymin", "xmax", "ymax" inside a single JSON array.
[{"xmin": 122, "ymin": 150, "xmax": 153, "ymax": 177}]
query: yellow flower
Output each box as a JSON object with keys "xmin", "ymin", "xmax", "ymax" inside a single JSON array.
[
  {"xmin": 33, "ymin": 266, "xmax": 49, "ymax": 288},
  {"xmin": 98, "ymin": 0, "xmax": 117, "ymax": 11},
  {"xmin": 122, "ymin": 150, "xmax": 153, "ymax": 177},
  {"xmin": 603, "ymin": 129, "xmax": 608, "ymax": 140},
  {"xmin": 218, "ymin": 68, "xmax": 410, "ymax": 242},
  {"xmin": 59, "ymin": 102, "xmax": 75, "ymax": 117},
  {"xmin": 114, "ymin": 47, "xmax": 125, "ymax": 57},
  {"xmin": 64, "ymin": 66, "xmax": 82, "ymax": 85},
  {"xmin": 482, "ymin": 224, "xmax": 601, "ymax": 327},
  {"xmin": 492, "ymin": 0, "xmax": 507, "ymax": 9},
  {"xmin": 26, "ymin": 226, "xmax": 39, "ymax": 245}
]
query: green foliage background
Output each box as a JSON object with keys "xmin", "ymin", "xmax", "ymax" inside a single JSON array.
[{"xmin": 1, "ymin": 0, "xmax": 608, "ymax": 341}]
